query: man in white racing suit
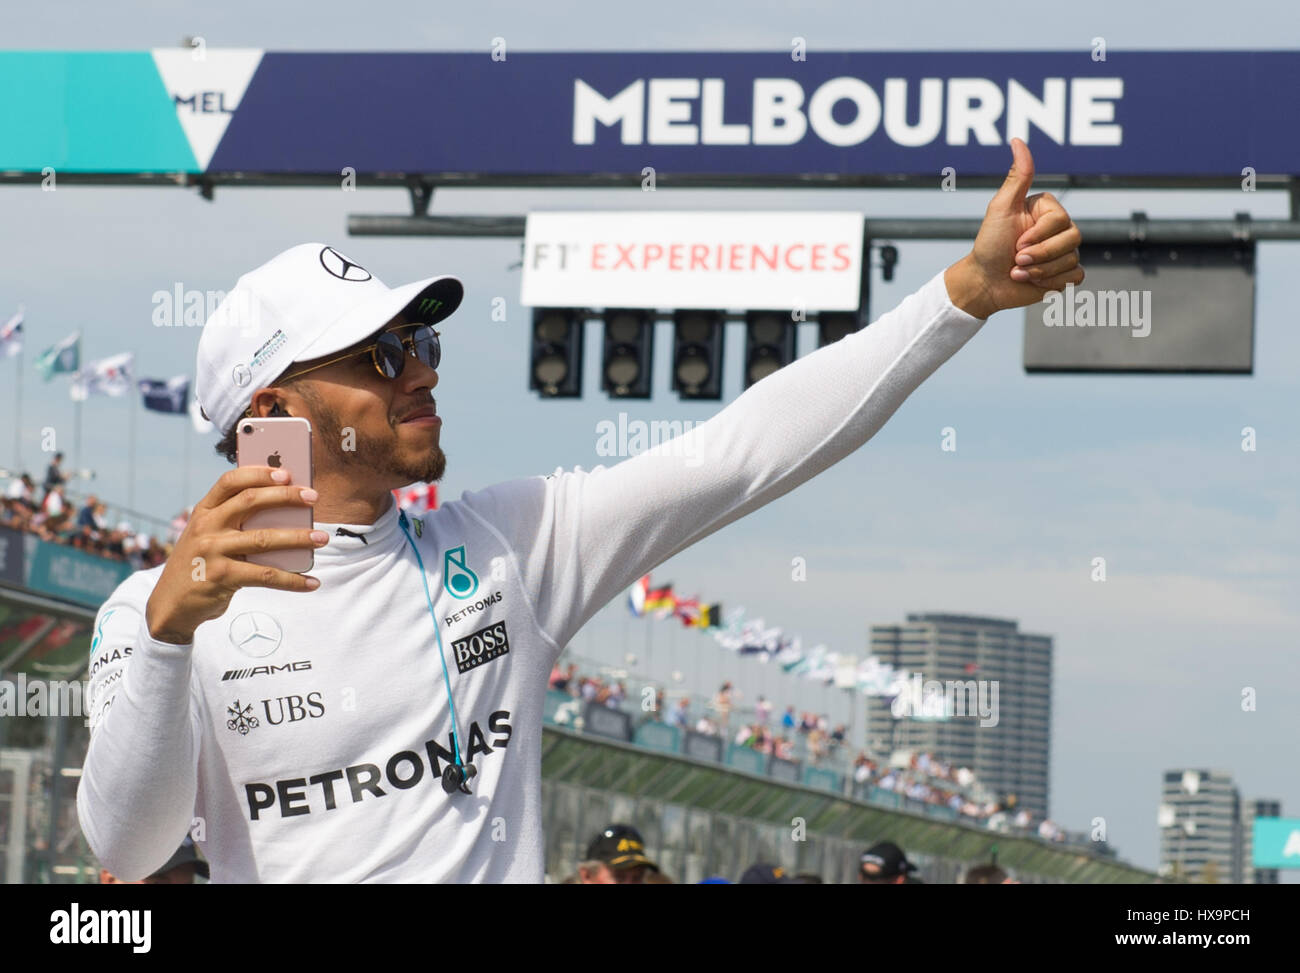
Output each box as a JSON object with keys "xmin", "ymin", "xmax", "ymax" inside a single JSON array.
[{"xmin": 77, "ymin": 140, "xmax": 1083, "ymax": 882}]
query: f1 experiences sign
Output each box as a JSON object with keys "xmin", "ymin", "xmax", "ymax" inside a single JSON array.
[
  {"xmin": 521, "ymin": 211, "xmax": 864, "ymax": 310},
  {"xmin": 2, "ymin": 51, "xmax": 1299, "ymax": 179}
]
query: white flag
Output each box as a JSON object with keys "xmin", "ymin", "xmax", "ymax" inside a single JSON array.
[
  {"xmin": 0, "ymin": 308, "xmax": 22, "ymax": 358},
  {"xmin": 70, "ymin": 351, "xmax": 135, "ymax": 401}
]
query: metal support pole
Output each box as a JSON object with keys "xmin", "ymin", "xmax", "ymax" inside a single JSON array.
[
  {"xmin": 349, "ymin": 212, "xmax": 1300, "ymax": 243},
  {"xmin": 350, "ymin": 214, "xmax": 527, "ymax": 237},
  {"xmin": 408, "ymin": 182, "xmax": 433, "ymax": 217},
  {"xmin": 857, "ymin": 228, "xmax": 873, "ymax": 328},
  {"xmin": 40, "ymin": 714, "xmax": 69, "ymax": 883}
]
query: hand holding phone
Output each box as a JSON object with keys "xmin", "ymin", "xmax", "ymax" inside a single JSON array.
[
  {"xmin": 235, "ymin": 417, "xmax": 315, "ymax": 572},
  {"xmin": 143, "ymin": 420, "xmax": 322, "ymax": 645}
]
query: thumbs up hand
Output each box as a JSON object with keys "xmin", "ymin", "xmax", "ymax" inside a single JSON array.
[{"xmin": 943, "ymin": 138, "xmax": 1084, "ymax": 320}]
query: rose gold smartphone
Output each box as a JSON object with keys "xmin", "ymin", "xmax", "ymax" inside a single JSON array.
[{"xmin": 235, "ymin": 416, "xmax": 315, "ymax": 573}]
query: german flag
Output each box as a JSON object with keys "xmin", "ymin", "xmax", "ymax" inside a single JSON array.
[{"xmin": 644, "ymin": 583, "xmax": 676, "ymax": 614}]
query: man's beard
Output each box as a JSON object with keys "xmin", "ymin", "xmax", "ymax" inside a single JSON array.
[{"xmin": 312, "ymin": 396, "xmax": 445, "ymax": 486}]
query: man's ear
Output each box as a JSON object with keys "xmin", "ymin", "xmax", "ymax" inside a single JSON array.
[{"xmin": 250, "ymin": 388, "xmax": 291, "ymax": 418}]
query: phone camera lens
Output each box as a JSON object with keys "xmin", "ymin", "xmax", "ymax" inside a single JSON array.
[{"xmin": 242, "ymin": 424, "xmax": 253, "ymax": 435}]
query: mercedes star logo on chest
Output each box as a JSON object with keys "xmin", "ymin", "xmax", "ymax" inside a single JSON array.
[{"xmin": 228, "ymin": 611, "xmax": 283, "ymax": 658}]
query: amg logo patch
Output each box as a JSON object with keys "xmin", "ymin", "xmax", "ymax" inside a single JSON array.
[
  {"xmin": 451, "ymin": 621, "xmax": 510, "ymax": 674},
  {"xmin": 222, "ymin": 661, "xmax": 313, "ymax": 681}
]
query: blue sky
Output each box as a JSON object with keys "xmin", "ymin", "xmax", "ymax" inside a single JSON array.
[{"xmin": 2, "ymin": 0, "xmax": 1298, "ymax": 875}]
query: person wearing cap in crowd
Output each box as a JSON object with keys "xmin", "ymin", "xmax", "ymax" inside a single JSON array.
[
  {"xmin": 100, "ymin": 839, "xmax": 209, "ymax": 885},
  {"xmin": 858, "ymin": 841, "xmax": 920, "ymax": 884},
  {"xmin": 77, "ymin": 149, "xmax": 1085, "ymax": 882},
  {"xmin": 739, "ymin": 863, "xmax": 799, "ymax": 884},
  {"xmin": 576, "ymin": 824, "xmax": 662, "ymax": 884}
]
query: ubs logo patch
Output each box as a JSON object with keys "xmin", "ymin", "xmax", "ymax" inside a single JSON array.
[{"xmin": 451, "ymin": 621, "xmax": 510, "ymax": 674}]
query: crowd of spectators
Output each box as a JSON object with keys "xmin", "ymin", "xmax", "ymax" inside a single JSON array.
[
  {"xmin": 2, "ymin": 458, "xmax": 180, "ymax": 570},
  {"xmin": 722, "ymin": 708, "xmax": 849, "ymax": 765},
  {"xmin": 651, "ymin": 683, "xmax": 851, "ymax": 766},
  {"xmin": 852, "ymin": 751, "xmax": 992, "ymax": 819},
  {"xmin": 547, "ymin": 662, "xmax": 629, "ymax": 710},
  {"xmin": 546, "ymin": 663, "xmax": 1069, "ymax": 844},
  {"xmin": 851, "ymin": 750, "xmax": 1065, "ymax": 839}
]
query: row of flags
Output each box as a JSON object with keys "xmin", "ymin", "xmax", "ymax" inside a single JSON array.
[
  {"xmin": 5, "ymin": 307, "xmax": 441, "ymax": 514},
  {"xmin": 0, "ymin": 315, "xmax": 213, "ymax": 433},
  {"xmin": 625, "ymin": 572, "xmax": 978, "ymax": 715},
  {"xmin": 627, "ymin": 575, "xmax": 722, "ymax": 629}
]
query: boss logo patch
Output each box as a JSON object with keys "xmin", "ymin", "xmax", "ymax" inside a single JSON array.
[{"xmin": 451, "ymin": 621, "xmax": 510, "ymax": 674}]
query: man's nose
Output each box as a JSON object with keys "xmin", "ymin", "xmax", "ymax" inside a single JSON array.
[{"xmin": 401, "ymin": 354, "xmax": 439, "ymax": 392}]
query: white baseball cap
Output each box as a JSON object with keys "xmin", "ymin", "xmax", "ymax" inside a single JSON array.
[{"xmin": 196, "ymin": 243, "xmax": 463, "ymax": 433}]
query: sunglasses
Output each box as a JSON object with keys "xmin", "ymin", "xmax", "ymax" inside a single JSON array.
[{"xmin": 277, "ymin": 324, "xmax": 441, "ymax": 384}]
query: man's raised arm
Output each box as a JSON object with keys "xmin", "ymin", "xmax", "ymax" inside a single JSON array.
[{"xmin": 457, "ymin": 139, "xmax": 1082, "ymax": 651}]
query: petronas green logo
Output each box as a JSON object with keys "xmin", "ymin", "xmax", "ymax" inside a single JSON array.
[{"xmin": 442, "ymin": 545, "xmax": 478, "ymax": 600}]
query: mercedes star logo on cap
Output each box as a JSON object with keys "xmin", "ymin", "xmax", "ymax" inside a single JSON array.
[{"xmin": 319, "ymin": 246, "xmax": 372, "ymax": 282}]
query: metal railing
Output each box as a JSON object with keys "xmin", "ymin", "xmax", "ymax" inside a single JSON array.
[{"xmin": 541, "ymin": 688, "xmax": 1098, "ymax": 853}]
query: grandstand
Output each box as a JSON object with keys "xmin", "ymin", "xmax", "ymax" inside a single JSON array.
[
  {"xmin": 539, "ymin": 660, "xmax": 1148, "ymax": 882},
  {"xmin": 539, "ymin": 724, "xmax": 1153, "ymax": 883},
  {"xmin": 0, "ymin": 475, "xmax": 187, "ymax": 882}
]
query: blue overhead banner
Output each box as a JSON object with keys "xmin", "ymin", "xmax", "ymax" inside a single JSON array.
[{"xmin": 2, "ymin": 50, "xmax": 1297, "ymax": 181}]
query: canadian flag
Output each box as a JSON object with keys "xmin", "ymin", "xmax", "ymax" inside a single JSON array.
[{"xmin": 393, "ymin": 482, "xmax": 437, "ymax": 513}]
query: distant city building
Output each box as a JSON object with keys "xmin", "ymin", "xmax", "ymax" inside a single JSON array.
[
  {"xmin": 1242, "ymin": 798, "xmax": 1281, "ymax": 884},
  {"xmin": 865, "ymin": 613, "xmax": 1052, "ymax": 819},
  {"xmin": 1158, "ymin": 769, "xmax": 1242, "ymax": 883}
]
